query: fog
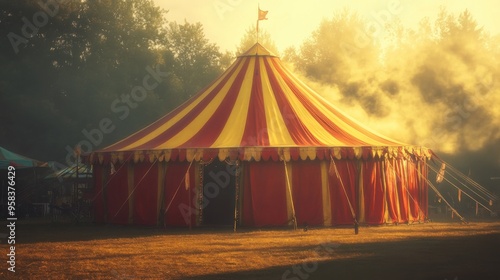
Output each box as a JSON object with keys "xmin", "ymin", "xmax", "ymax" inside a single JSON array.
[{"xmin": 283, "ymin": 9, "xmax": 500, "ymax": 187}]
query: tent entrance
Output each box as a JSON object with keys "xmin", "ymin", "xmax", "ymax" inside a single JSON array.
[{"xmin": 202, "ymin": 159, "xmax": 236, "ymax": 226}]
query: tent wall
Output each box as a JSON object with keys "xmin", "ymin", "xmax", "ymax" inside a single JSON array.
[
  {"xmin": 359, "ymin": 161, "xmax": 385, "ymax": 224},
  {"xmin": 329, "ymin": 160, "xmax": 358, "ymax": 225},
  {"xmin": 291, "ymin": 160, "xmax": 324, "ymax": 226},
  {"xmin": 242, "ymin": 160, "xmax": 289, "ymax": 226},
  {"xmin": 418, "ymin": 159, "xmax": 429, "ymax": 218},
  {"xmin": 163, "ymin": 162, "xmax": 197, "ymax": 227},
  {"xmin": 384, "ymin": 159, "xmax": 403, "ymax": 223},
  {"xmin": 104, "ymin": 162, "xmax": 130, "ymax": 224},
  {"xmin": 132, "ymin": 162, "xmax": 160, "ymax": 226},
  {"xmin": 92, "ymin": 161, "xmax": 197, "ymax": 226},
  {"xmin": 91, "ymin": 157, "xmax": 428, "ymax": 227}
]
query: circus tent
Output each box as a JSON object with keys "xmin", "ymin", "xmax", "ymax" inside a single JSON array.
[
  {"xmin": 87, "ymin": 43, "xmax": 431, "ymax": 228},
  {"xmin": 0, "ymin": 146, "xmax": 47, "ymax": 169}
]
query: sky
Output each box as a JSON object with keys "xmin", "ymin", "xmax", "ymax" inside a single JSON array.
[
  {"xmin": 156, "ymin": 0, "xmax": 500, "ymax": 53},
  {"xmin": 152, "ymin": 0, "xmax": 500, "ymax": 170}
]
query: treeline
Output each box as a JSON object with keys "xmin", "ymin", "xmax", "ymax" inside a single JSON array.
[{"xmin": 0, "ymin": 0, "xmax": 231, "ymax": 164}]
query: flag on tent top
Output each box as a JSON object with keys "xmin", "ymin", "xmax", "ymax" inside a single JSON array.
[
  {"xmin": 257, "ymin": 7, "xmax": 268, "ymax": 34},
  {"xmin": 258, "ymin": 8, "xmax": 268, "ymax": 20}
]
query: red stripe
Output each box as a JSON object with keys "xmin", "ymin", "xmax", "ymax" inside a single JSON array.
[
  {"xmin": 273, "ymin": 61, "xmax": 400, "ymax": 145},
  {"xmin": 240, "ymin": 57, "xmax": 270, "ymax": 146},
  {"xmin": 270, "ymin": 59, "xmax": 370, "ymax": 146},
  {"xmin": 263, "ymin": 58, "xmax": 323, "ymax": 146},
  {"xmin": 129, "ymin": 59, "xmax": 246, "ymax": 150},
  {"xmin": 178, "ymin": 58, "xmax": 251, "ymax": 147},
  {"xmin": 101, "ymin": 61, "xmax": 242, "ymax": 151}
]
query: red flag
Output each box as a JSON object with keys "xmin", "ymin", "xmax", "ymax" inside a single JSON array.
[{"xmin": 258, "ymin": 8, "xmax": 268, "ymax": 21}]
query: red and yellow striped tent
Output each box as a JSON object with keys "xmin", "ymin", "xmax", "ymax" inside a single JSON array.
[{"xmin": 88, "ymin": 43, "xmax": 431, "ymax": 227}]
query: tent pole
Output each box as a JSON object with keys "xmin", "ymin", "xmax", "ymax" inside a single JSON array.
[
  {"xmin": 283, "ymin": 158, "xmax": 297, "ymax": 230},
  {"xmin": 233, "ymin": 160, "xmax": 240, "ymax": 232}
]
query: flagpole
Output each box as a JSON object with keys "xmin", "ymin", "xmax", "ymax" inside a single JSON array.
[
  {"xmin": 256, "ymin": 5, "xmax": 268, "ymax": 45},
  {"xmin": 257, "ymin": 20, "xmax": 259, "ymax": 44},
  {"xmin": 256, "ymin": 4, "xmax": 259, "ymax": 44}
]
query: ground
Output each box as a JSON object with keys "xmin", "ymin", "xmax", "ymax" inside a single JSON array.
[{"xmin": 2, "ymin": 220, "xmax": 500, "ymax": 279}]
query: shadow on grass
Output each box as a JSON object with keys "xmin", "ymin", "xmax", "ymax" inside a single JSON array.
[
  {"xmin": 14, "ymin": 221, "xmax": 316, "ymax": 243},
  {"xmin": 14, "ymin": 218, "xmax": 500, "ymax": 244},
  {"xmin": 180, "ymin": 233, "xmax": 500, "ymax": 280}
]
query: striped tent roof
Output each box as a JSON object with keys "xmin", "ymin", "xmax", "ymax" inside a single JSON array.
[
  {"xmin": 89, "ymin": 43, "xmax": 430, "ymax": 163},
  {"xmin": 0, "ymin": 146, "xmax": 47, "ymax": 169}
]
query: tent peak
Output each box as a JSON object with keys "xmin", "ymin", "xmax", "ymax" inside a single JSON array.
[{"xmin": 238, "ymin": 43, "xmax": 277, "ymax": 57}]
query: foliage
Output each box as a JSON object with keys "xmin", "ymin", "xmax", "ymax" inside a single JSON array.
[
  {"xmin": 166, "ymin": 21, "xmax": 232, "ymax": 100},
  {"xmin": 286, "ymin": 8, "xmax": 500, "ymax": 157},
  {"xmin": 235, "ymin": 24, "xmax": 279, "ymax": 56},
  {"xmin": 0, "ymin": 0, "xmax": 229, "ymax": 163}
]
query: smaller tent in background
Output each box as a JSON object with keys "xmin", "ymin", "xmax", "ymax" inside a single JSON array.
[
  {"xmin": 0, "ymin": 146, "xmax": 47, "ymax": 169},
  {"xmin": 0, "ymin": 146, "xmax": 51, "ymax": 218}
]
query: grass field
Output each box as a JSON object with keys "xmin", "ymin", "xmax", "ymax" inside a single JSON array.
[{"xmin": 2, "ymin": 220, "xmax": 500, "ymax": 279}]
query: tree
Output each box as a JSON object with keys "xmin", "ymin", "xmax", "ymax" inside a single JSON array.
[
  {"xmin": 289, "ymin": 10, "xmax": 381, "ymax": 85},
  {"xmin": 285, "ymin": 7, "xmax": 500, "ymax": 156},
  {"xmin": 0, "ymin": 0, "xmax": 234, "ymax": 164},
  {"xmin": 236, "ymin": 24, "xmax": 279, "ymax": 56},
  {"xmin": 164, "ymin": 21, "xmax": 232, "ymax": 103},
  {"xmin": 0, "ymin": 0, "xmax": 168, "ymax": 162}
]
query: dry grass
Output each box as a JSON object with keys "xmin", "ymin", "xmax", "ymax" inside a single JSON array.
[{"xmin": 3, "ymin": 220, "xmax": 500, "ymax": 279}]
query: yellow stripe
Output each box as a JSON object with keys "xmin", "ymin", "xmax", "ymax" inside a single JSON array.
[
  {"xmin": 288, "ymin": 73, "xmax": 383, "ymax": 145},
  {"xmin": 382, "ymin": 160, "xmax": 390, "ymax": 223},
  {"xmin": 268, "ymin": 60, "xmax": 346, "ymax": 145},
  {"xmin": 211, "ymin": 57, "xmax": 256, "ymax": 147},
  {"xmin": 260, "ymin": 58, "xmax": 296, "ymax": 146},
  {"xmin": 321, "ymin": 161, "xmax": 332, "ymax": 226},
  {"xmin": 281, "ymin": 65, "xmax": 406, "ymax": 146},
  {"xmin": 155, "ymin": 64, "xmax": 245, "ymax": 148},
  {"xmin": 358, "ymin": 164, "xmax": 365, "ymax": 223},
  {"xmin": 118, "ymin": 61, "xmax": 243, "ymax": 150},
  {"xmin": 402, "ymin": 160, "xmax": 412, "ymax": 221},
  {"xmin": 392, "ymin": 159, "xmax": 401, "ymax": 222}
]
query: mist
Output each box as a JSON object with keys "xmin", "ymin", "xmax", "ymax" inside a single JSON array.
[{"xmin": 282, "ymin": 9, "xmax": 500, "ymax": 188}]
